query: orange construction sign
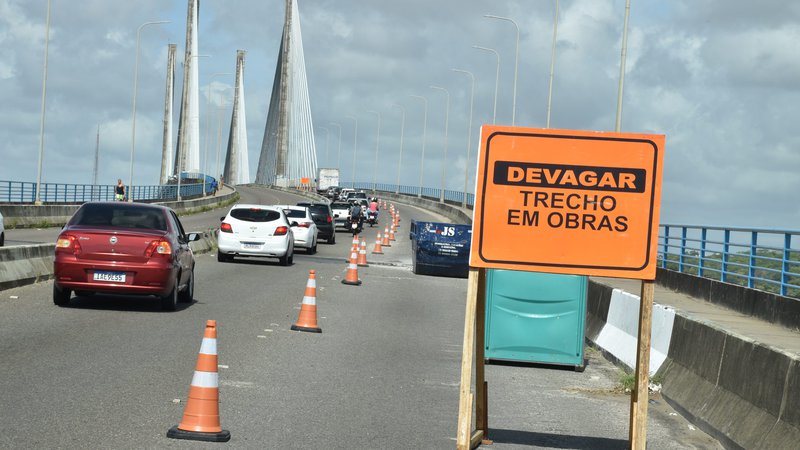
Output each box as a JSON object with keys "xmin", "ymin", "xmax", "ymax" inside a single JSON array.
[{"xmin": 469, "ymin": 126, "xmax": 665, "ymax": 280}]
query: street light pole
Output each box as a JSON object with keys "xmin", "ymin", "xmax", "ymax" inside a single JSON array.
[
  {"xmin": 410, "ymin": 95, "xmax": 428, "ymax": 198},
  {"xmin": 616, "ymin": 0, "xmax": 632, "ymax": 132},
  {"xmin": 391, "ymin": 104, "xmax": 406, "ymax": 194},
  {"xmin": 452, "ymin": 69, "xmax": 475, "ymax": 208},
  {"xmin": 34, "ymin": 0, "xmax": 52, "ymax": 206},
  {"xmin": 346, "ymin": 115, "xmax": 358, "ymax": 187},
  {"xmin": 430, "ymin": 86, "xmax": 450, "ymax": 203},
  {"xmin": 367, "ymin": 110, "xmax": 381, "ymax": 193},
  {"xmin": 473, "ymin": 46, "xmax": 500, "ymax": 124},
  {"xmin": 485, "ymin": 14, "xmax": 519, "ymax": 125},
  {"xmin": 330, "ymin": 122, "xmax": 342, "ymax": 169},
  {"xmin": 129, "ymin": 20, "xmax": 170, "ymax": 202},
  {"xmin": 546, "ymin": 0, "xmax": 561, "ymax": 128}
]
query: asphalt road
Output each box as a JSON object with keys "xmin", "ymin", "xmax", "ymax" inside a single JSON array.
[{"xmin": 0, "ymin": 186, "xmax": 722, "ymax": 449}]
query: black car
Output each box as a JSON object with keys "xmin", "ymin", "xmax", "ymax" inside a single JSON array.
[{"xmin": 296, "ymin": 202, "xmax": 336, "ymax": 244}]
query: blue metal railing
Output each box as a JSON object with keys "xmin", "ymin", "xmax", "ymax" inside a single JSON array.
[
  {"xmin": 659, "ymin": 224, "xmax": 800, "ymax": 298},
  {"xmin": 1, "ymin": 178, "xmax": 215, "ymax": 203}
]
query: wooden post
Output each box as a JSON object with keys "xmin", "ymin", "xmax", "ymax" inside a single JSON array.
[
  {"xmin": 628, "ymin": 280, "xmax": 655, "ymax": 449},
  {"xmin": 474, "ymin": 269, "xmax": 491, "ymax": 444},
  {"xmin": 457, "ymin": 268, "xmax": 482, "ymax": 450}
]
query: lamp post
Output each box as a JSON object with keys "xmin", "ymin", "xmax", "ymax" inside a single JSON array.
[
  {"xmin": 473, "ymin": 45, "xmax": 500, "ymax": 124},
  {"xmin": 330, "ymin": 122, "xmax": 342, "ymax": 169},
  {"xmin": 484, "ymin": 14, "xmax": 519, "ymax": 125},
  {"xmin": 318, "ymin": 126, "xmax": 330, "ymax": 167},
  {"xmin": 346, "ymin": 115, "xmax": 358, "ymax": 187},
  {"xmin": 34, "ymin": 0, "xmax": 52, "ymax": 205},
  {"xmin": 128, "ymin": 20, "xmax": 170, "ymax": 202},
  {"xmin": 616, "ymin": 0, "xmax": 631, "ymax": 132},
  {"xmin": 391, "ymin": 103, "xmax": 406, "ymax": 194},
  {"xmin": 410, "ymin": 95, "xmax": 428, "ymax": 198},
  {"xmin": 367, "ymin": 110, "xmax": 381, "ymax": 192},
  {"xmin": 452, "ymin": 69, "xmax": 475, "ymax": 208},
  {"xmin": 546, "ymin": 0, "xmax": 561, "ymax": 128},
  {"xmin": 430, "ymin": 85, "xmax": 450, "ymax": 203}
]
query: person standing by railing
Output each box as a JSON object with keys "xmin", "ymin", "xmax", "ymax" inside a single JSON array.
[{"xmin": 115, "ymin": 179, "xmax": 126, "ymax": 202}]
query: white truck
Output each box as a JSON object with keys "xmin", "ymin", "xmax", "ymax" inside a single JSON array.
[{"xmin": 317, "ymin": 168, "xmax": 340, "ymax": 194}]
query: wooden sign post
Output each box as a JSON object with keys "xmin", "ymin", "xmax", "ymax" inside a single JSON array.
[{"xmin": 458, "ymin": 126, "xmax": 664, "ymax": 450}]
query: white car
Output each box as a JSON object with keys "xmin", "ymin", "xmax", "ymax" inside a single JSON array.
[
  {"xmin": 0, "ymin": 210, "xmax": 4, "ymax": 246},
  {"xmin": 217, "ymin": 204, "xmax": 294, "ymax": 265},
  {"xmin": 278, "ymin": 205, "xmax": 319, "ymax": 254}
]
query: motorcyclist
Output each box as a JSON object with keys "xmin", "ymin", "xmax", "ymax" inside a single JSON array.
[
  {"xmin": 349, "ymin": 201, "xmax": 364, "ymax": 229},
  {"xmin": 369, "ymin": 198, "xmax": 379, "ymax": 212}
]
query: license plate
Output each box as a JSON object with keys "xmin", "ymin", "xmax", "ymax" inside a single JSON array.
[
  {"xmin": 242, "ymin": 243, "xmax": 261, "ymax": 249},
  {"xmin": 93, "ymin": 271, "xmax": 126, "ymax": 283}
]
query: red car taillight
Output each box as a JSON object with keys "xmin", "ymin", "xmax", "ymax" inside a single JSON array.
[
  {"xmin": 55, "ymin": 234, "xmax": 82, "ymax": 255},
  {"xmin": 326, "ymin": 215, "xmax": 332, "ymax": 223},
  {"xmin": 274, "ymin": 226, "xmax": 288, "ymax": 236},
  {"xmin": 220, "ymin": 222, "xmax": 233, "ymax": 233},
  {"xmin": 298, "ymin": 222, "xmax": 311, "ymax": 228},
  {"xmin": 144, "ymin": 240, "xmax": 172, "ymax": 257}
]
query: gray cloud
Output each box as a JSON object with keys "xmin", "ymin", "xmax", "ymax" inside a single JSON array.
[{"xmin": 0, "ymin": 0, "xmax": 798, "ymax": 229}]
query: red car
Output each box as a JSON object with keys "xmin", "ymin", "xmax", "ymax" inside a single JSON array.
[{"xmin": 53, "ymin": 202, "xmax": 200, "ymax": 311}]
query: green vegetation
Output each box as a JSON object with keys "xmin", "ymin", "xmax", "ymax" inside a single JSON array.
[{"xmin": 660, "ymin": 248, "xmax": 800, "ymax": 298}]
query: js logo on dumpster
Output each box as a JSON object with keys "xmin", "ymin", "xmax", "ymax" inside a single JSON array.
[{"xmin": 469, "ymin": 126, "xmax": 665, "ymax": 280}]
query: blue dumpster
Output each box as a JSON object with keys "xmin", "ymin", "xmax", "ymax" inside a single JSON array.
[
  {"xmin": 410, "ymin": 221, "xmax": 471, "ymax": 278},
  {"xmin": 484, "ymin": 269, "xmax": 587, "ymax": 369}
]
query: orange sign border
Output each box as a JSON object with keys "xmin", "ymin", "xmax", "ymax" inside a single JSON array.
[{"xmin": 471, "ymin": 128, "xmax": 663, "ymax": 279}]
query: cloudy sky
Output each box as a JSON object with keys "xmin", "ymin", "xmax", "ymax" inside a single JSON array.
[{"xmin": 1, "ymin": 0, "xmax": 799, "ymax": 229}]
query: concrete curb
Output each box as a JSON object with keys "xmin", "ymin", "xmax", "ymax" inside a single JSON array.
[{"xmin": 587, "ymin": 280, "xmax": 800, "ymax": 449}]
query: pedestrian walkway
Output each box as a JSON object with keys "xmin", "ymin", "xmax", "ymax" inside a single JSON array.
[{"xmin": 592, "ymin": 277, "xmax": 800, "ymax": 355}]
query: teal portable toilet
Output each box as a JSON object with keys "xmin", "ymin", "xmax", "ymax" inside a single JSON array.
[{"xmin": 484, "ymin": 269, "xmax": 587, "ymax": 370}]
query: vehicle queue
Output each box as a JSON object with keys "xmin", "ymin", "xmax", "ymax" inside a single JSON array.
[{"xmin": 50, "ymin": 190, "xmax": 383, "ymax": 311}]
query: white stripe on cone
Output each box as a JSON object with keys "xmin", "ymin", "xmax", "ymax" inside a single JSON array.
[
  {"xmin": 191, "ymin": 371, "xmax": 219, "ymax": 388},
  {"xmin": 199, "ymin": 338, "xmax": 217, "ymax": 355}
]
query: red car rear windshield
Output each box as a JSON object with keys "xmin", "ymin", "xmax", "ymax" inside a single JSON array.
[
  {"xmin": 72, "ymin": 204, "xmax": 167, "ymax": 231},
  {"xmin": 230, "ymin": 208, "xmax": 281, "ymax": 222}
]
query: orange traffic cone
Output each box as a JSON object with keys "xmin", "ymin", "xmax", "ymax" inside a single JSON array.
[
  {"xmin": 351, "ymin": 235, "xmax": 360, "ymax": 252},
  {"xmin": 357, "ymin": 241, "xmax": 369, "ymax": 267},
  {"xmin": 382, "ymin": 226, "xmax": 392, "ymax": 247},
  {"xmin": 342, "ymin": 258, "xmax": 362, "ymax": 286},
  {"xmin": 167, "ymin": 320, "xmax": 231, "ymax": 442},
  {"xmin": 372, "ymin": 233, "xmax": 384, "ymax": 254},
  {"xmin": 291, "ymin": 270, "xmax": 322, "ymax": 333},
  {"xmin": 389, "ymin": 224, "xmax": 397, "ymax": 241}
]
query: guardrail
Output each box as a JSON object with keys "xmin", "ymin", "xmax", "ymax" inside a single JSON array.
[
  {"xmin": 1, "ymin": 179, "xmax": 213, "ymax": 203},
  {"xmin": 341, "ymin": 182, "xmax": 475, "ymax": 208},
  {"xmin": 659, "ymin": 224, "xmax": 800, "ymax": 298}
]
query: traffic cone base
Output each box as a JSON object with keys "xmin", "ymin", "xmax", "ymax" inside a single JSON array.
[
  {"xmin": 291, "ymin": 323, "xmax": 322, "ymax": 333},
  {"xmin": 342, "ymin": 278, "xmax": 362, "ymax": 286},
  {"xmin": 167, "ymin": 426, "xmax": 231, "ymax": 442}
]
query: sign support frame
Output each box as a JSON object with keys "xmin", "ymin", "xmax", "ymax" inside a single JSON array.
[{"xmin": 455, "ymin": 272, "xmax": 656, "ymax": 449}]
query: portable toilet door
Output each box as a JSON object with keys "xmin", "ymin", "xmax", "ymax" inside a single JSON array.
[{"xmin": 484, "ymin": 269, "xmax": 587, "ymax": 370}]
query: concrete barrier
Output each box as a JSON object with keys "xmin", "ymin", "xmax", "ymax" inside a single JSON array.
[
  {"xmin": 0, "ymin": 188, "xmax": 239, "ymax": 229},
  {"xmin": 592, "ymin": 288, "xmax": 675, "ymax": 375},
  {"xmin": 0, "ymin": 244, "xmax": 55, "ymax": 291},
  {"xmin": 587, "ymin": 280, "xmax": 800, "ymax": 449},
  {"xmin": 0, "ymin": 228, "xmax": 217, "ymax": 293}
]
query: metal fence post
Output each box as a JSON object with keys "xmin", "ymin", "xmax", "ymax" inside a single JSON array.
[{"xmin": 722, "ymin": 230, "xmax": 730, "ymax": 283}]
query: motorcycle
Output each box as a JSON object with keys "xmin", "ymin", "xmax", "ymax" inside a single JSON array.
[
  {"xmin": 366, "ymin": 210, "xmax": 378, "ymax": 227},
  {"xmin": 349, "ymin": 215, "xmax": 363, "ymax": 236}
]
